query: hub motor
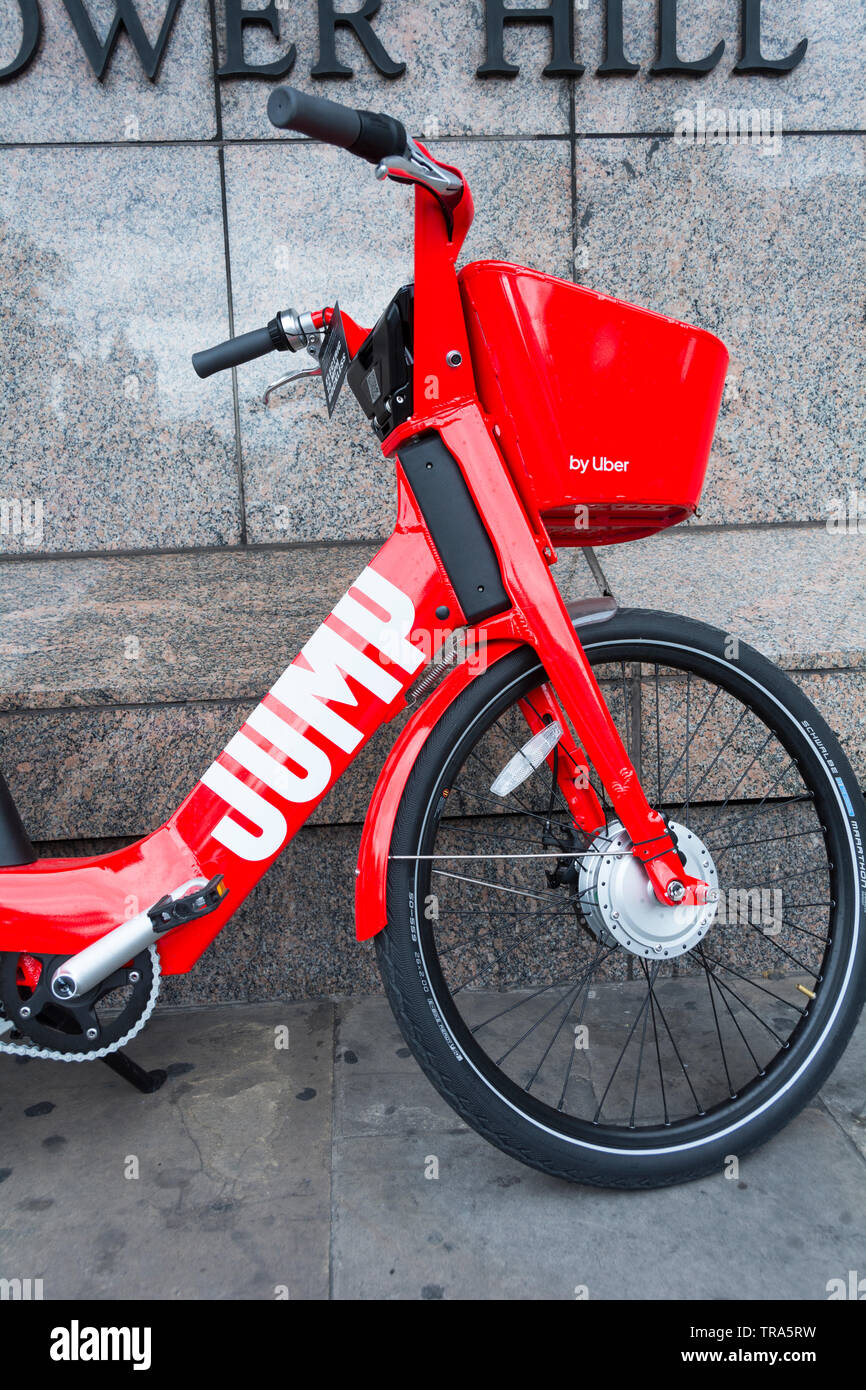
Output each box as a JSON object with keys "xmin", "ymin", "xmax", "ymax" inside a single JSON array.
[{"xmin": 578, "ymin": 820, "xmax": 719, "ymax": 960}]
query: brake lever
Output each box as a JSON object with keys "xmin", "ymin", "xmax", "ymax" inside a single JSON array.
[
  {"xmin": 263, "ymin": 365, "xmax": 322, "ymax": 406},
  {"xmin": 375, "ymin": 140, "xmax": 464, "ymax": 201}
]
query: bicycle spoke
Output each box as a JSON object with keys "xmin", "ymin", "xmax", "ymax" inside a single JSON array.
[
  {"xmin": 522, "ymin": 946, "xmax": 614, "ymax": 1088},
  {"xmin": 655, "ymin": 662, "xmax": 662, "ymax": 806},
  {"xmin": 638, "ymin": 959, "xmax": 705, "ymax": 1115},
  {"xmin": 657, "ymin": 684, "xmax": 721, "ymax": 798},
  {"xmin": 738, "ymin": 920, "xmax": 818, "ymax": 975},
  {"xmin": 648, "ymin": 970, "xmax": 669, "ymax": 1125},
  {"xmin": 711, "ymin": 729, "xmax": 776, "ymax": 821},
  {"xmin": 436, "ymin": 819, "xmax": 574, "ymax": 852},
  {"xmin": 697, "ymin": 945, "xmax": 763, "ymax": 1075},
  {"xmin": 669, "ymin": 703, "xmax": 751, "ymax": 820},
  {"xmin": 697, "ymin": 954, "xmax": 801, "ymax": 1033},
  {"xmin": 711, "ymin": 777, "xmax": 808, "ymax": 854},
  {"xmin": 449, "ymin": 782, "xmax": 565, "ymax": 832},
  {"xmin": 470, "ymin": 978, "xmax": 578, "ymax": 1034},
  {"xmin": 701, "ymin": 954, "xmax": 736, "ymax": 1097},
  {"xmin": 766, "ymin": 919, "xmax": 828, "ymax": 942},
  {"xmin": 495, "ymin": 982, "xmax": 583, "ymax": 1068},
  {"xmin": 694, "ymin": 960, "xmax": 784, "ymax": 1052},
  {"xmin": 431, "ymin": 868, "xmax": 565, "ymax": 907},
  {"xmin": 756, "ymin": 865, "xmax": 829, "ymax": 889},
  {"xmin": 524, "ymin": 985, "xmax": 586, "ymax": 1091},
  {"xmin": 437, "ymin": 915, "xmax": 566, "ymax": 961},
  {"xmin": 684, "ymin": 671, "xmax": 691, "ymax": 815},
  {"xmin": 629, "ymin": 983, "xmax": 653, "ymax": 1127},
  {"xmin": 415, "ymin": 644, "xmax": 837, "ymax": 1137},
  {"xmin": 556, "ymin": 937, "xmax": 606, "ymax": 1111},
  {"xmin": 712, "ymin": 826, "xmax": 822, "ymax": 855},
  {"xmin": 593, "ymin": 966, "xmax": 658, "ymax": 1124}
]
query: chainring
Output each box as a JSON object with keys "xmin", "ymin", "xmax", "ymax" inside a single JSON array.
[{"xmin": 0, "ymin": 947, "xmax": 157, "ymax": 1056}]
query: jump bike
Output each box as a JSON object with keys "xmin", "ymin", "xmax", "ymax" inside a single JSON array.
[{"xmin": 1, "ymin": 86, "xmax": 863, "ymax": 1189}]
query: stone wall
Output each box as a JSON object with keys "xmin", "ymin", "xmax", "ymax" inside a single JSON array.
[{"xmin": 0, "ymin": 0, "xmax": 863, "ymax": 1004}]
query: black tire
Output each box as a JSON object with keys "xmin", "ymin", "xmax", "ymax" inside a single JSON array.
[{"xmin": 376, "ymin": 608, "xmax": 866, "ymax": 1188}]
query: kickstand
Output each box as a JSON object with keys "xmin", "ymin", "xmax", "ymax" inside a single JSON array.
[{"xmin": 101, "ymin": 1049, "xmax": 167, "ymax": 1094}]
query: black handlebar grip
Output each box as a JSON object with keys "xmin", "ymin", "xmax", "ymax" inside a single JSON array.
[
  {"xmin": 268, "ymin": 86, "xmax": 362, "ymax": 148},
  {"xmin": 267, "ymin": 86, "xmax": 406, "ymax": 166},
  {"xmin": 192, "ymin": 326, "xmax": 276, "ymax": 380},
  {"xmin": 352, "ymin": 109, "xmax": 409, "ymax": 164}
]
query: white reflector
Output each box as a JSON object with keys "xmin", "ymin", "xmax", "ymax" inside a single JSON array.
[{"xmin": 490, "ymin": 721, "xmax": 563, "ymax": 797}]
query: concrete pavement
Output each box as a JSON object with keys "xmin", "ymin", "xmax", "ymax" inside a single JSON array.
[{"xmin": 1, "ymin": 995, "xmax": 864, "ymax": 1301}]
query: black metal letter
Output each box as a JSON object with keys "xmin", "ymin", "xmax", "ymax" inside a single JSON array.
[
  {"xmin": 312, "ymin": 0, "xmax": 405, "ymax": 79},
  {"xmin": 477, "ymin": 0, "xmax": 583, "ymax": 79},
  {"xmin": 62, "ymin": 0, "xmax": 183, "ymax": 80},
  {"xmin": 650, "ymin": 0, "xmax": 724, "ymax": 76},
  {"xmin": 0, "ymin": 0, "xmax": 41, "ymax": 80},
  {"xmin": 734, "ymin": 0, "xmax": 807, "ymax": 75},
  {"xmin": 597, "ymin": 0, "xmax": 638, "ymax": 75},
  {"xmin": 219, "ymin": 0, "xmax": 296, "ymax": 79}
]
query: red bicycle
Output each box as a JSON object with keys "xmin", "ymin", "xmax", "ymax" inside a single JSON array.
[{"xmin": 1, "ymin": 87, "xmax": 863, "ymax": 1188}]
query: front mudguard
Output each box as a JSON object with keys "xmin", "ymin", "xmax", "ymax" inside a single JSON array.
[{"xmin": 354, "ymin": 595, "xmax": 617, "ymax": 940}]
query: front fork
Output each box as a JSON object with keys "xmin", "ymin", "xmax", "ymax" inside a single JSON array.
[
  {"xmin": 518, "ymin": 685, "xmax": 603, "ymax": 836},
  {"xmin": 436, "ymin": 408, "xmax": 711, "ymax": 910}
]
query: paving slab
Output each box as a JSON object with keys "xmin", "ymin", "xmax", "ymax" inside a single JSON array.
[
  {"xmin": 819, "ymin": 1010, "xmax": 866, "ymax": 1162},
  {"xmin": 1, "ymin": 994, "xmax": 863, "ymax": 1301},
  {"xmin": 330, "ymin": 996, "xmax": 866, "ymax": 1301},
  {"xmin": 0, "ymin": 1001, "xmax": 334, "ymax": 1301}
]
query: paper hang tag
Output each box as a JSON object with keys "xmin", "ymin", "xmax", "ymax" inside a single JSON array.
[{"xmin": 318, "ymin": 303, "xmax": 350, "ymax": 419}]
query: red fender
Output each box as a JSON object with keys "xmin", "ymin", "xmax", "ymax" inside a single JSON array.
[{"xmin": 354, "ymin": 595, "xmax": 619, "ymax": 941}]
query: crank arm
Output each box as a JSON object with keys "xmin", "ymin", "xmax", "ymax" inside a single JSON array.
[{"xmin": 49, "ymin": 876, "xmax": 228, "ymax": 1001}]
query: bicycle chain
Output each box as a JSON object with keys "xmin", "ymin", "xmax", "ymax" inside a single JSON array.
[{"xmin": 0, "ymin": 946, "xmax": 161, "ymax": 1064}]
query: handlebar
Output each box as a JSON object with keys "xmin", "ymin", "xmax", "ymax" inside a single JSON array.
[
  {"xmin": 193, "ymin": 87, "xmax": 466, "ymax": 382},
  {"xmin": 192, "ymin": 309, "xmax": 324, "ymax": 381},
  {"xmin": 192, "ymin": 324, "xmax": 279, "ymax": 380},
  {"xmin": 267, "ymin": 86, "xmax": 407, "ymax": 166}
]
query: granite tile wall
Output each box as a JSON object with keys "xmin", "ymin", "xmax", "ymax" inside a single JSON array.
[{"xmin": 0, "ymin": 0, "xmax": 862, "ymax": 1003}]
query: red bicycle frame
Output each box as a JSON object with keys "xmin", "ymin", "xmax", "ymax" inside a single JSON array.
[{"xmin": 0, "ymin": 145, "xmax": 711, "ymax": 979}]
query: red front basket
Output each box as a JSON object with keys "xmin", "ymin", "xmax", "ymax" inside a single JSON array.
[{"xmin": 459, "ymin": 262, "xmax": 729, "ymax": 547}]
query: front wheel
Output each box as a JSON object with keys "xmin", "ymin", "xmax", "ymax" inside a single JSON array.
[{"xmin": 377, "ymin": 608, "xmax": 866, "ymax": 1188}]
